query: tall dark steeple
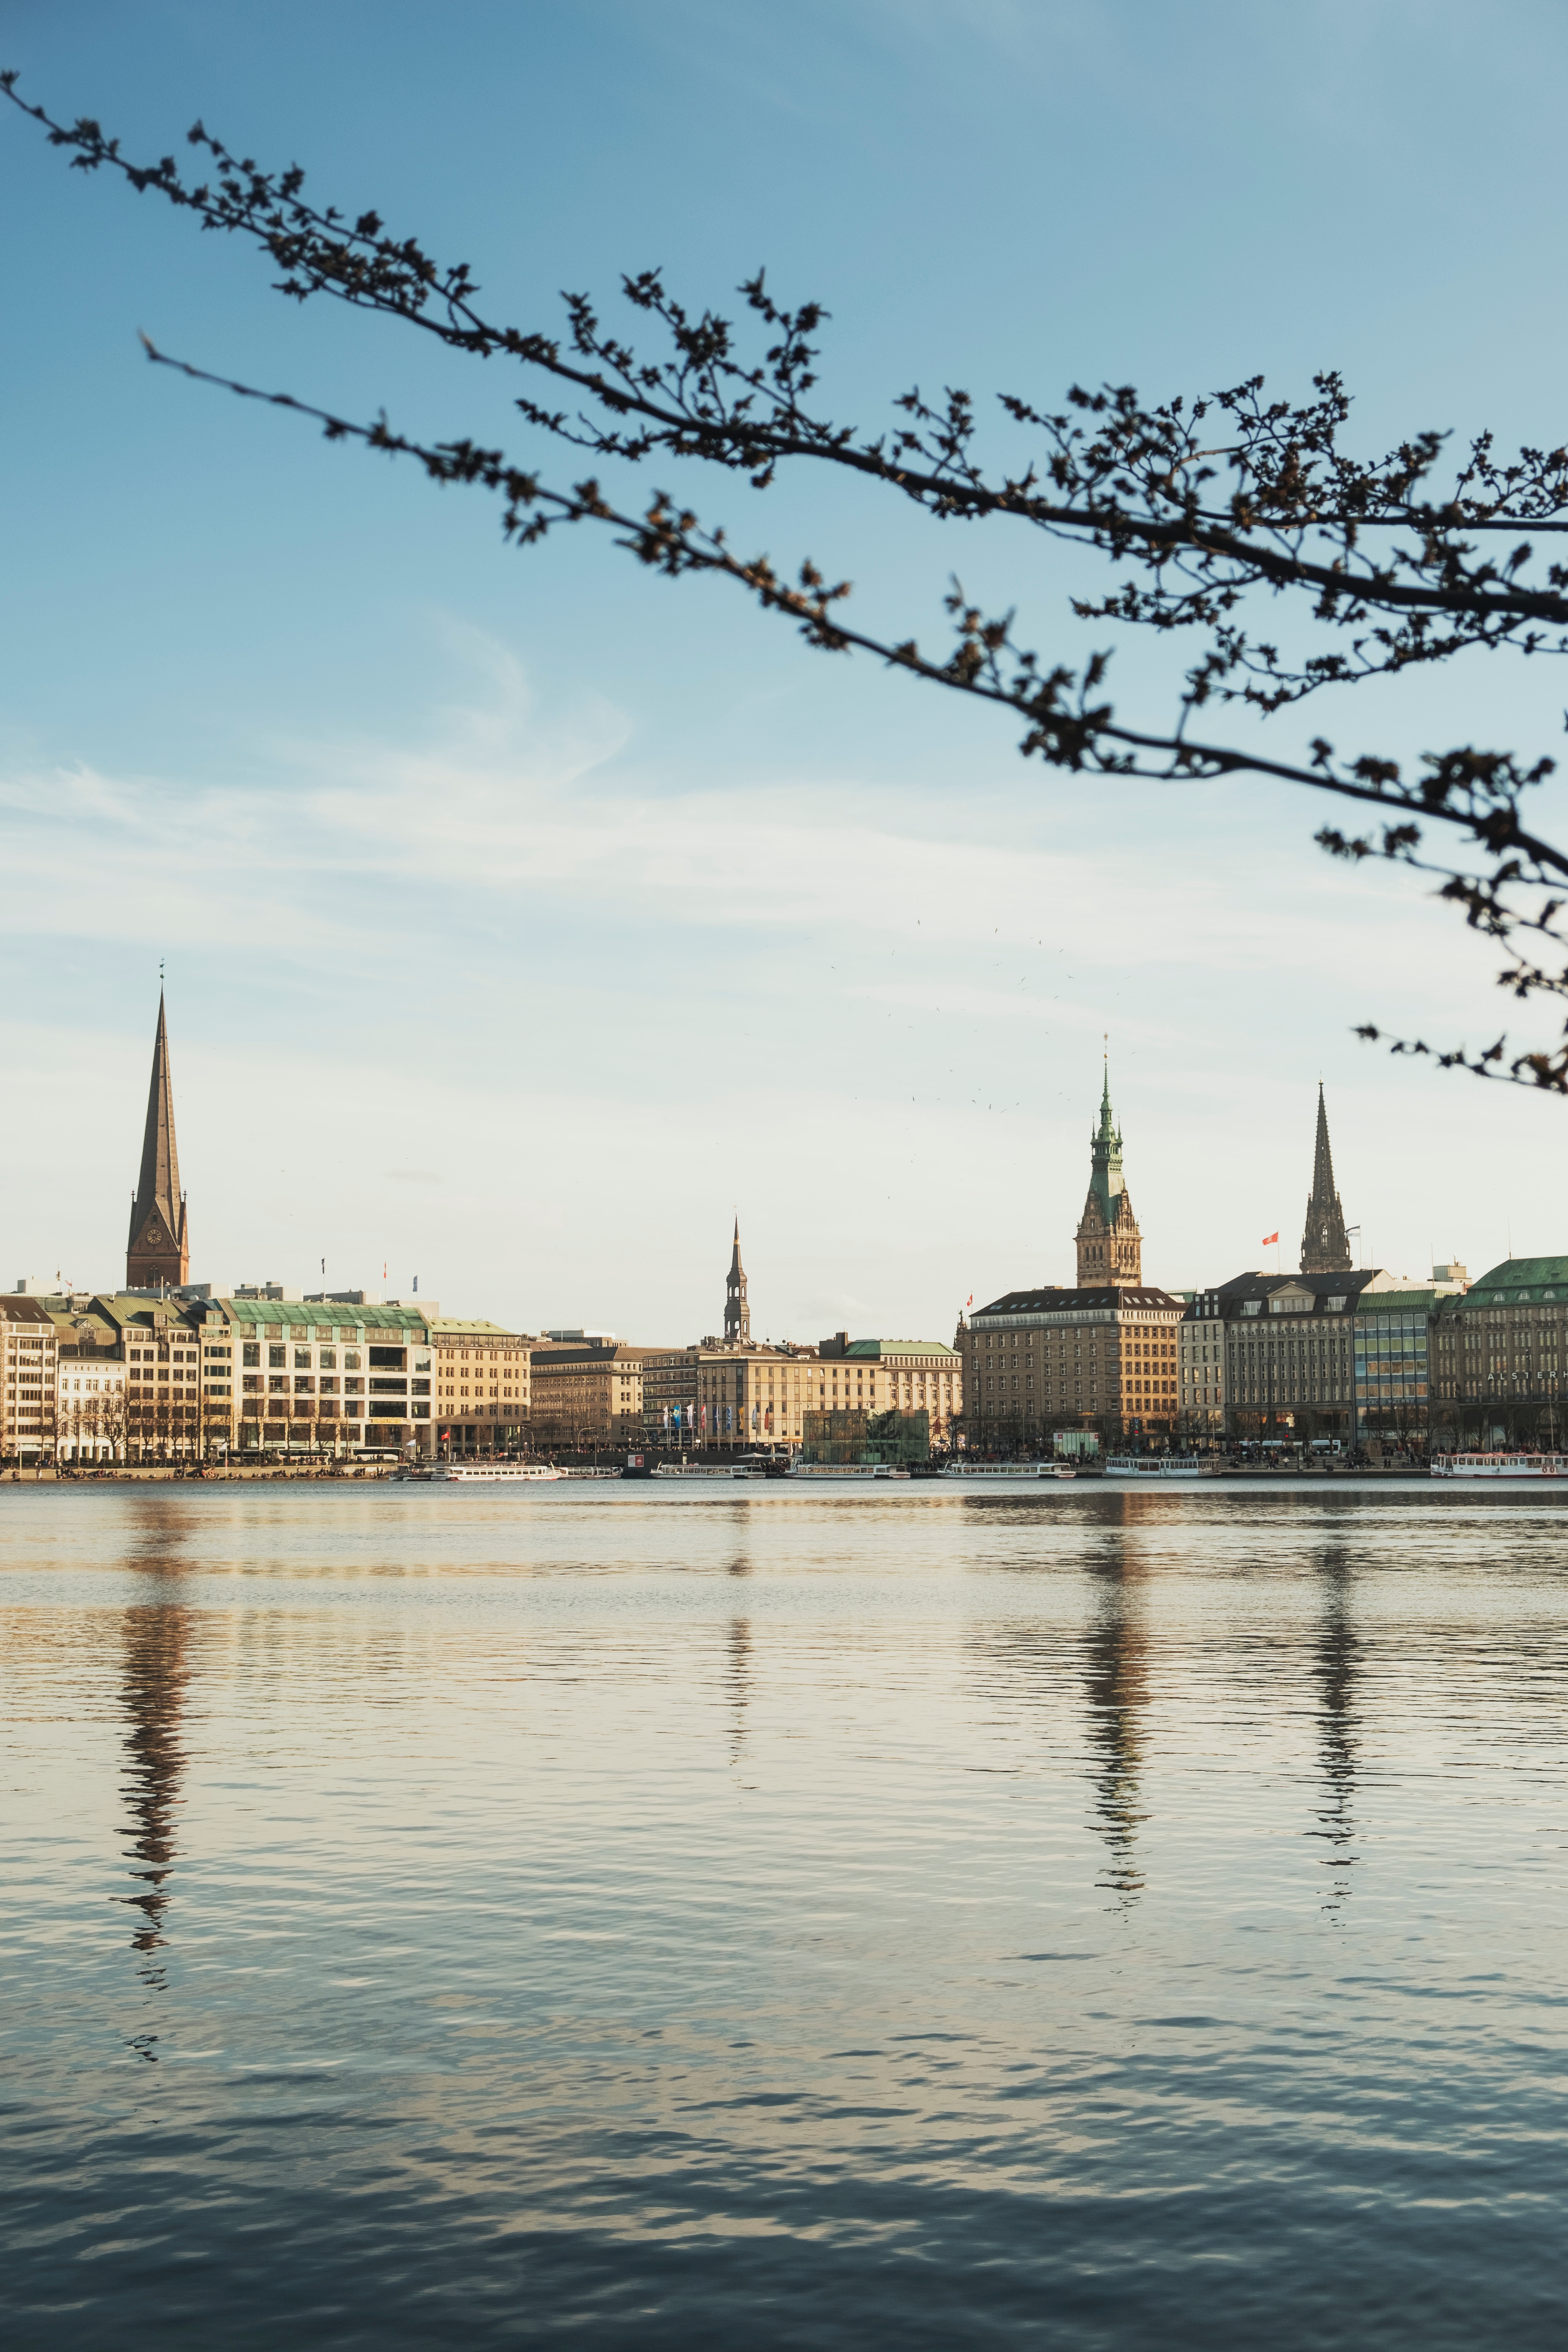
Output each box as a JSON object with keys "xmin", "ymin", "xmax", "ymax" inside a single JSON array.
[
  {"xmin": 1300, "ymin": 1083, "xmax": 1352, "ymax": 1275},
  {"xmin": 1074, "ymin": 1056, "xmax": 1142, "ymax": 1286},
  {"xmin": 724, "ymin": 1218, "xmax": 750, "ymax": 1345},
  {"xmin": 126, "ymin": 992, "xmax": 189, "ymax": 1292}
]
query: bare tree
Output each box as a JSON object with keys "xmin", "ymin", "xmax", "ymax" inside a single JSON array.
[
  {"xmin": 102, "ymin": 1383, "xmax": 128, "ymax": 1466},
  {"xmin": 12, "ymin": 75, "xmax": 1568, "ymax": 1086}
]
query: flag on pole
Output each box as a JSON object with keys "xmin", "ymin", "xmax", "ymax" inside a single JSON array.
[{"xmin": 1262, "ymin": 1231, "xmax": 1279, "ymax": 1246}]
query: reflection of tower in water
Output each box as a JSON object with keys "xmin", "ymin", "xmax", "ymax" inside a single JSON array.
[
  {"xmin": 725, "ymin": 1543, "xmax": 751, "ymax": 1768},
  {"xmin": 1083, "ymin": 1524, "xmax": 1150, "ymax": 1902},
  {"xmin": 118, "ymin": 1600, "xmax": 190, "ymax": 2038},
  {"xmin": 1310, "ymin": 1549, "xmax": 1359, "ymax": 1908}
]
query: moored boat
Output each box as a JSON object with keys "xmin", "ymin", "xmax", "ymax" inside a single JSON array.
[
  {"xmin": 1103, "ymin": 1455, "xmax": 1218, "ymax": 1479},
  {"xmin": 426, "ymin": 1461, "xmax": 563, "ymax": 1482},
  {"xmin": 1431, "ymin": 1452, "xmax": 1568, "ymax": 1479}
]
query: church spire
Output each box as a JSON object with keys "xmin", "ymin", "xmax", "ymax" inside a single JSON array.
[
  {"xmin": 724, "ymin": 1216, "xmax": 750, "ymax": 1344},
  {"xmin": 126, "ymin": 991, "xmax": 190, "ymax": 1291},
  {"xmin": 1299, "ymin": 1083, "xmax": 1352, "ymax": 1275}
]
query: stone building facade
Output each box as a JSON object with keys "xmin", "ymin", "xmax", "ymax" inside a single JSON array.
[
  {"xmin": 961, "ymin": 1285, "xmax": 1184, "ymax": 1447},
  {"xmin": 1428, "ymin": 1254, "xmax": 1568, "ymax": 1452},
  {"xmin": 1, "ymin": 1295, "xmax": 59, "ymax": 1461},
  {"xmin": 1207, "ymin": 1269, "xmax": 1398, "ymax": 1443},
  {"xmin": 427, "ymin": 1318, "xmax": 534, "ymax": 1457},
  {"xmin": 531, "ymin": 1337, "xmax": 668, "ymax": 1452}
]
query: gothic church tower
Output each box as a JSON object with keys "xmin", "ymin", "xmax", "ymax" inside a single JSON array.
[
  {"xmin": 1299, "ymin": 1083, "xmax": 1352, "ymax": 1275},
  {"xmin": 724, "ymin": 1218, "xmax": 751, "ymax": 1344},
  {"xmin": 1074, "ymin": 1063, "xmax": 1142, "ymax": 1287},
  {"xmin": 126, "ymin": 991, "xmax": 190, "ymax": 1291}
]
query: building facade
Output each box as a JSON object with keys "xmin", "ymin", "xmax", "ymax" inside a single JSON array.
[
  {"xmin": 961, "ymin": 1285, "xmax": 1185, "ymax": 1447},
  {"xmin": 1354, "ymin": 1287, "xmax": 1437, "ymax": 1447},
  {"xmin": 842, "ymin": 1339, "xmax": 962, "ymax": 1445},
  {"xmin": 531, "ymin": 1337, "xmax": 667, "ymax": 1452},
  {"xmin": 1177, "ymin": 1290, "xmax": 1228, "ymax": 1436},
  {"xmin": 1209, "ymin": 1269, "xmax": 1397, "ymax": 1442},
  {"xmin": 1428, "ymin": 1255, "xmax": 1568, "ymax": 1453},
  {"xmin": 125, "ymin": 992, "xmax": 190, "ymax": 1291},
  {"xmin": 427, "ymin": 1318, "xmax": 534, "ymax": 1457},
  {"xmin": 1, "ymin": 1295, "xmax": 59, "ymax": 1462},
  {"xmin": 230, "ymin": 1300, "xmax": 431, "ymax": 1455},
  {"xmin": 1074, "ymin": 1065, "xmax": 1143, "ymax": 1286},
  {"xmin": 50, "ymin": 1301, "xmax": 129, "ymax": 1462}
]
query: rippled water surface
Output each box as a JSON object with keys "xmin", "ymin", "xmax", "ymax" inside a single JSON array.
[{"xmin": 5, "ymin": 1479, "xmax": 1568, "ymax": 2347}]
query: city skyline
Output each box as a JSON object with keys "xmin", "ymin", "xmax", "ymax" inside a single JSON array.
[
  {"xmin": 12, "ymin": 986, "xmax": 1467, "ymax": 1344},
  {"xmin": 4, "ymin": 3, "xmax": 1564, "ymax": 1341}
]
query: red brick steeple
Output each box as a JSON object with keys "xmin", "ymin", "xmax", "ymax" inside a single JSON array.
[{"xmin": 126, "ymin": 991, "xmax": 189, "ymax": 1291}]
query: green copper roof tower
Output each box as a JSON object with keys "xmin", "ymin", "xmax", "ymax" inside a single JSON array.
[{"xmin": 1075, "ymin": 1052, "xmax": 1142, "ymax": 1286}]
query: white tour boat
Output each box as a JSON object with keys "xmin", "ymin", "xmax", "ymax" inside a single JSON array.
[
  {"xmin": 426, "ymin": 1461, "xmax": 563, "ymax": 1483},
  {"xmin": 1431, "ymin": 1452, "xmax": 1568, "ymax": 1479},
  {"xmin": 1103, "ymin": 1455, "xmax": 1218, "ymax": 1479},
  {"xmin": 941, "ymin": 1461, "xmax": 1038, "ymax": 1477}
]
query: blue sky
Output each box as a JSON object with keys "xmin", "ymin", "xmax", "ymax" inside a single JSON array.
[{"xmin": 3, "ymin": 0, "xmax": 1566, "ymax": 1336}]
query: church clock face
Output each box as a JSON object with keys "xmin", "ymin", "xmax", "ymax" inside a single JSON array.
[{"xmin": 147, "ymin": 1223, "xmax": 162, "ymax": 1245}]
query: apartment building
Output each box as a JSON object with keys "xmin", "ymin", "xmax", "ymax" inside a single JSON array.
[
  {"xmin": 427, "ymin": 1318, "xmax": 534, "ymax": 1457},
  {"xmin": 1, "ymin": 1295, "xmax": 58, "ymax": 1461},
  {"xmin": 532, "ymin": 1336, "xmax": 671, "ymax": 1452}
]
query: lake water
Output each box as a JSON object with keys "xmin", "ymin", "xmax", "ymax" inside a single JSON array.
[{"xmin": 4, "ymin": 1478, "xmax": 1568, "ymax": 2347}]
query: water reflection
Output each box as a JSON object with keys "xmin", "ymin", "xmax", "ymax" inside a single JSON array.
[
  {"xmin": 118, "ymin": 1596, "xmax": 190, "ymax": 2055},
  {"xmin": 1083, "ymin": 1528, "xmax": 1151, "ymax": 1904},
  {"xmin": 1310, "ymin": 1548, "xmax": 1359, "ymax": 1908},
  {"xmin": 724, "ymin": 1543, "xmax": 751, "ymax": 1767}
]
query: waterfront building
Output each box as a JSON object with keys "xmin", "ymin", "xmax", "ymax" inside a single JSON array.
[
  {"xmin": 125, "ymin": 992, "xmax": 191, "ymax": 1291},
  {"xmin": 1074, "ymin": 1064, "xmax": 1143, "ymax": 1286},
  {"xmin": 85, "ymin": 1292, "xmax": 208, "ymax": 1460},
  {"xmin": 838, "ymin": 1339, "xmax": 962, "ymax": 1445},
  {"xmin": 646, "ymin": 1340, "xmax": 817, "ymax": 1450},
  {"xmin": 230, "ymin": 1299, "xmax": 430, "ymax": 1457},
  {"xmin": 960, "ymin": 1285, "xmax": 1185, "ymax": 1448},
  {"xmin": 1, "ymin": 1295, "xmax": 59, "ymax": 1462},
  {"xmin": 1208, "ymin": 1269, "xmax": 1399, "ymax": 1443},
  {"xmin": 531, "ymin": 1336, "xmax": 670, "ymax": 1452},
  {"xmin": 1354, "ymin": 1287, "xmax": 1438, "ymax": 1447},
  {"xmin": 426, "ymin": 1317, "xmax": 534, "ymax": 1457},
  {"xmin": 48, "ymin": 1300, "xmax": 129, "ymax": 1463},
  {"xmin": 1428, "ymin": 1255, "xmax": 1568, "ymax": 1453},
  {"xmin": 1299, "ymin": 1085, "xmax": 1353, "ymax": 1275},
  {"xmin": 1177, "ymin": 1292, "xmax": 1228, "ymax": 1436}
]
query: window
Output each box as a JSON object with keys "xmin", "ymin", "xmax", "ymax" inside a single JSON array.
[
  {"xmin": 243, "ymin": 1343, "xmax": 260, "ymax": 1368},
  {"xmin": 294, "ymin": 1350, "xmax": 312, "ymax": 1370},
  {"xmin": 269, "ymin": 1347, "xmax": 286, "ymax": 1368},
  {"xmin": 345, "ymin": 1351, "xmax": 361, "ymax": 1371},
  {"xmin": 319, "ymin": 1350, "xmax": 337, "ymax": 1370}
]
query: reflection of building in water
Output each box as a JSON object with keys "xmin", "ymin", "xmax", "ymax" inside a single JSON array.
[
  {"xmin": 1310, "ymin": 1553, "xmax": 1359, "ymax": 1907},
  {"xmin": 726, "ymin": 1614, "xmax": 751, "ymax": 1766},
  {"xmin": 119, "ymin": 1601, "xmax": 190, "ymax": 2033},
  {"xmin": 1083, "ymin": 1545, "xmax": 1150, "ymax": 1902}
]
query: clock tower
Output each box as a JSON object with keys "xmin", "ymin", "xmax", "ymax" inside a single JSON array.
[{"xmin": 126, "ymin": 991, "xmax": 190, "ymax": 1291}]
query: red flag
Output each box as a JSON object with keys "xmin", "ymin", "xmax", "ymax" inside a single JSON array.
[{"xmin": 1262, "ymin": 1230, "xmax": 1279, "ymax": 1245}]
